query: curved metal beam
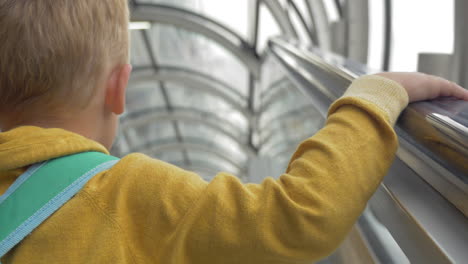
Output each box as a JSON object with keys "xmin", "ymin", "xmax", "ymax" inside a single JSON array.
[
  {"xmin": 383, "ymin": 0, "xmax": 392, "ymax": 71},
  {"xmin": 133, "ymin": 66, "xmax": 247, "ymax": 102},
  {"xmin": 129, "ymin": 68, "xmax": 252, "ymax": 118},
  {"xmin": 287, "ymin": 0, "xmax": 317, "ymax": 44},
  {"xmin": 259, "ymin": 103, "xmax": 319, "ymax": 131},
  {"xmin": 121, "ymin": 108, "xmax": 257, "ymax": 156},
  {"xmin": 260, "ymin": 77, "xmax": 289, "ymax": 99},
  {"xmin": 305, "ymin": 0, "xmax": 332, "ymax": 52},
  {"xmin": 248, "ymin": 0, "xmax": 261, "ymax": 47},
  {"xmin": 260, "ymin": 80, "xmax": 302, "ymax": 113},
  {"xmin": 122, "ymin": 107, "xmax": 244, "ymax": 138},
  {"xmin": 130, "ymin": 4, "xmax": 261, "ymax": 77},
  {"xmin": 333, "ymin": 0, "xmax": 344, "ymax": 18},
  {"xmin": 262, "ymin": 0, "xmax": 298, "ymax": 39}
]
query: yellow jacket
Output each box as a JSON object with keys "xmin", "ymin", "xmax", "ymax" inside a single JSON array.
[{"xmin": 0, "ymin": 76, "xmax": 408, "ymax": 263}]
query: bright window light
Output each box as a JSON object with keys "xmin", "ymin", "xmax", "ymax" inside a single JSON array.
[
  {"xmin": 129, "ymin": 22, "xmax": 151, "ymax": 30},
  {"xmin": 257, "ymin": 4, "xmax": 281, "ymax": 52},
  {"xmin": 200, "ymin": 0, "xmax": 248, "ymax": 38},
  {"xmin": 323, "ymin": 0, "xmax": 340, "ymax": 22},
  {"xmin": 391, "ymin": 0, "xmax": 454, "ymax": 71},
  {"xmin": 368, "ymin": 0, "xmax": 385, "ymax": 71}
]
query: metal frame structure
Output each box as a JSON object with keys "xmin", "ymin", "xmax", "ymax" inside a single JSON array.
[
  {"xmin": 133, "ymin": 66, "xmax": 247, "ymax": 101},
  {"xmin": 131, "ymin": 3, "xmax": 261, "ymax": 77},
  {"xmin": 129, "ymin": 69, "xmax": 251, "ymax": 118},
  {"xmin": 305, "ymin": 0, "xmax": 331, "ymax": 51},
  {"xmin": 121, "ymin": 112, "xmax": 256, "ymax": 156},
  {"xmin": 262, "ymin": 0, "xmax": 298, "ymax": 39},
  {"xmin": 124, "ymin": 0, "xmax": 397, "ymax": 179},
  {"xmin": 122, "ymin": 107, "xmax": 246, "ymax": 141}
]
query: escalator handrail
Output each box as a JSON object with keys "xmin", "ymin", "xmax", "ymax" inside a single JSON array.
[{"xmin": 267, "ymin": 37, "xmax": 468, "ymax": 214}]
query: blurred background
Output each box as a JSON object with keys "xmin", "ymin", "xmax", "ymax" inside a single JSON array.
[{"xmin": 114, "ymin": 1, "xmax": 468, "ymax": 263}]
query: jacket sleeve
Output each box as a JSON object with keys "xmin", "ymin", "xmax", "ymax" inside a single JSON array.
[{"xmin": 105, "ymin": 75, "xmax": 409, "ymax": 263}]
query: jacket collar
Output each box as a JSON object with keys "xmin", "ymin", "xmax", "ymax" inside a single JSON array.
[{"xmin": 0, "ymin": 126, "xmax": 108, "ymax": 172}]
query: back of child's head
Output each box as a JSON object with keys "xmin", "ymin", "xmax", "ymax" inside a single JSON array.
[{"xmin": 0, "ymin": 0, "xmax": 129, "ymax": 114}]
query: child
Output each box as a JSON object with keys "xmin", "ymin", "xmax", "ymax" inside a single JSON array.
[{"xmin": 0, "ymin": 1, "xmax": 467, "ymax": 263}]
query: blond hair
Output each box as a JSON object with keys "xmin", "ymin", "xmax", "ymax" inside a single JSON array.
[{"xmin": 0, "ymin": 0, "xmax": 129, "ymax": 112}]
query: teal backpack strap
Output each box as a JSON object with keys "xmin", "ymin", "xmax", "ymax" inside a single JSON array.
[{"xmin": 0, "ymin": 152, "xmax": 119, "ymax": 259}]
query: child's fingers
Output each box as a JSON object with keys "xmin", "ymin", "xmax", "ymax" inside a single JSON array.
[
  {"xmin": 376, "ymin": 72, "xmax": 468, "ymax": 102},
  {"xmin": 439, "ymin": 80, "xmax": 468, "ymax": 100}
]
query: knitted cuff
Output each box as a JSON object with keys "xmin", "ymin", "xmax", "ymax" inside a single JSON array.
[{"xmin": 329, "ymin": 75, "xmax": 409, "ymax": 125}]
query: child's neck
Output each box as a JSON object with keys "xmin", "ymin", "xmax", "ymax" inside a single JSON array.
[{"xmin": 0, "ymin": 112, "xmax": 113, "ymax": 150}]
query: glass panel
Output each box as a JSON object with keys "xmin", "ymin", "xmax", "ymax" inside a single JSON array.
[
  {"xmin": 129, "ymin": 30, "xmax": 152, "ymax": 67},
  {"xmin": 260, "ymin": 111, "xmax": 323, "ymax": 152},
  {"xmin": 391, "ymin": 0, "xmax": 454, "ymax": 71},
  {"xmin": 124, "ymin": 122, "xmax": 176, "ymax": 152},
  {"xmin": 148, "ymin": 24, "xmax": 250, "ymax": 96},
  {"xmin": 125, "ymin": 80, "xmax": 165, "ymax": 114},
  {"xmin": 288, "ymin": 2, "xmax": 312, "ymax": 45},
  {"xmin": 138, "ymin": 0, "xmax": 249, "ymax": 38},
  {"xmin": 261, "ymin": 79, "xmax": 289, "ymax": 106},
  {"xmin": 260, "ymin": 55, "xmax": 287, "ymax": 93},
  {"xmin": 165, "ymin": 82, "xmax": 249, "ymax": 132},
  {"xmin": 368, "ymin": 0, "xmax": 385, "ymax": 71},
  {"xmin": 178, "ymin": 122, "xmax": 248, "ymax": 163},
  {"xmin": 258, "ymin": 56, "xmax": 324, "ymax": 173},
  {"xmin": 260, "ymin": 87, "xmax": 313, "ymax": 127}
]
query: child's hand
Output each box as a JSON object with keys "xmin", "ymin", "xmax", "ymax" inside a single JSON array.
[{"xmin": 376, "ymin": 72, "xmax": 468, "ymax": 102}]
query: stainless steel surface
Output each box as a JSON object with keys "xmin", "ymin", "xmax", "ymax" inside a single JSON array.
[
  {"xmin": 399, "ymin": 100, "xmax": 468, "ymax": 180},
  {"xmin": 268, "ymin": 37, "xmax": 468, "ymax": 182},
  {"xmin": 357, "ymin": 209, "xmax": 409, "ymax": 264},
  {"xmin": 372, "ymin": 158, "xmax": 468, "ymax": 263}
]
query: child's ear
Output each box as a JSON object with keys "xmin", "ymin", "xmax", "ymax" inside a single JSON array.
[{"xmin": 105, "ymin": 64, "xmax": 132, "ymax": 115}]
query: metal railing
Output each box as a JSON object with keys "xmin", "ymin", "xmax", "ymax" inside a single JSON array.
[{"xmin": 267, "ymin": 37, "xmax": 468, "ymax": 263}]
